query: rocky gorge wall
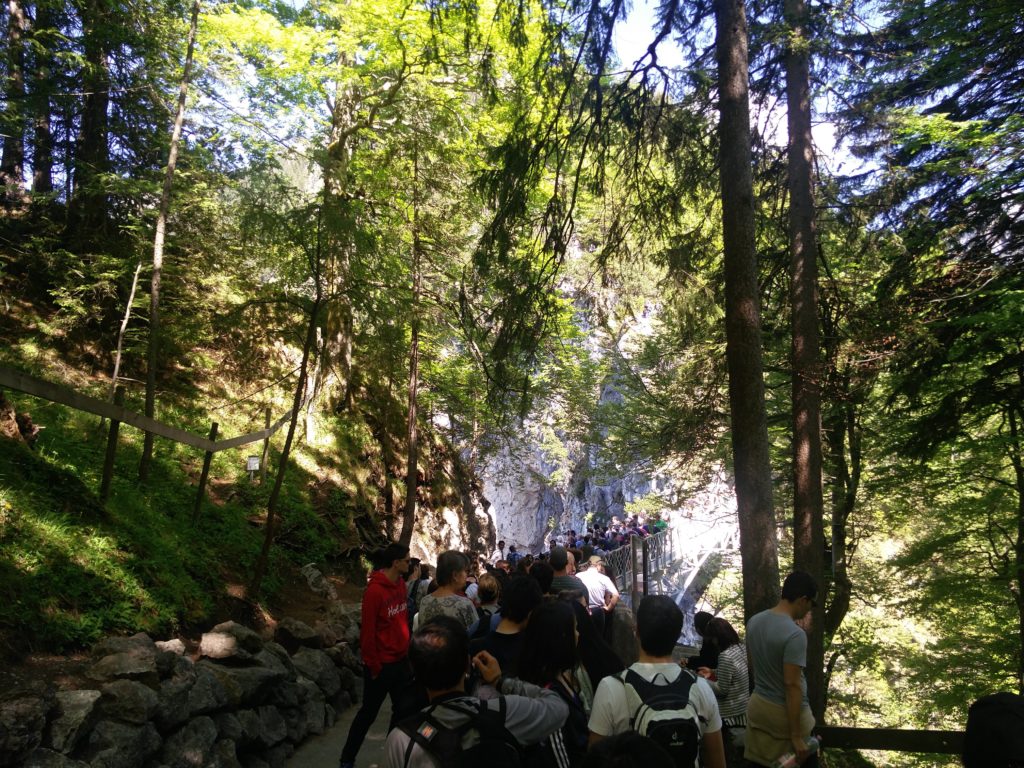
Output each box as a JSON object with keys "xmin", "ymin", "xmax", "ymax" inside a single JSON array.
[
  {"xmin": 0, "ymin": 609, "xmax": 365, "ymax": 768},
  {"xmin": 479, "ymin": 424, "xmax": 738, "ymax": 558}
]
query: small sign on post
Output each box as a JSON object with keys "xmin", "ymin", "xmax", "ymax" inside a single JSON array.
[{"xmin": 247, "ymin": 455, "xmax": 260, "ymax": 483}]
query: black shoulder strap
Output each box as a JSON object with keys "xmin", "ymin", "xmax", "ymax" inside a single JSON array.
[
  {"xmin": 624, "ymin": 667, "xmax": 697, "ymax": 698},
  {"xmin": 400, "ymin": 709, "xmax": 459, "ymax": 768},
  {"xmin": 398, "ymin": 698, "xmax": 479, "ymax": 768},
  {"xmin": 470, "ymin": 696, "xmax": 514, "ymax": 741}
]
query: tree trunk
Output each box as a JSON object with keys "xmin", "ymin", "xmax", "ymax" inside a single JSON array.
[
  {"xmin": 102, "ymin": 260, "xmax": 142, "ymax": 427},
  {"xmin": 30, "ymin": 0, "xmax": 54, "ymax": 195},
  {"xmin": 318, "ymin": 83, "xmax": 357, "ymax": 411},
  {"xmin": 251, "ymin": 297, "xmax": 321, "ymax": 598},
  {"xmin": 784, "ymin": 0, "xmax": 825, "ymax": 721},
  {"xmin": 139, "ymin": 0, "xmax": 200, "ymax": 480},
  {"xmin": 70, "ymin": 0, "xmax": 111, "ymax": 236},
  {"xmin": 401, "ymin": 328, "xmax": 418, "ymax": 541},
  {"xmin": 1008, "ymin": 390, "xmax": 1024, "ymax": 694},
  {"xmin": 400, "ymin": 147, "xmax": 422, "ymax": 547},
  {"xmin": 823, "ymin": 382, "xmax": 857, "ymax": 638},
  {"xmin": 1, "ymin": 0, "xmax": 27, "ymax": 196},
  {"xmin": 714, "ymin": 0, "xmax": 780, "ymax": 622}
]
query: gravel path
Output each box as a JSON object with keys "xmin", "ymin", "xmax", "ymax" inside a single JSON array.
[{"xmin": 287, "ymin": 678, "xmax": 390, "ymax": 768}]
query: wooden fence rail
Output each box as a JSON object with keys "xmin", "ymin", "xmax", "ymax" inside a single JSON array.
[
  {"xmin": 0, "ymin": 366, "xmax": 296, "ymax": 453},
  {"xmin": 816, "ymin": 726, "xmax": 964, "ymax": 755},
  {"xmin": 1, "ymin": 365, "xmax": 304, "ymax": 516}
]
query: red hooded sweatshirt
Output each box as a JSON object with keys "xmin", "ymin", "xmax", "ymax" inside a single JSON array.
[{"xmin": 360, "ymin": 569, "xmax": 410, "ymax": 677}]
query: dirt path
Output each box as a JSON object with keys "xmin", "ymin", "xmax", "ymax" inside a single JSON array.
[{"xmin": 288, "ymin": 677, "xmax": 390, "ymax": 768}]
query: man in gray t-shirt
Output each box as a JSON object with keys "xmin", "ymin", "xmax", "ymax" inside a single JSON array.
[
  {"xmin": 747, "ymin": 610, "xmax": 808, "ymax": 706},
  {"xmin": 744, "ymin": 572, "xmax": 818, "ymax": 767}
]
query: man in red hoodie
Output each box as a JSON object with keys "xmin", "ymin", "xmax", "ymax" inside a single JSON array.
[{"xmin": 340, "ymin": 542, "xmax": 415, "ymax": 768}]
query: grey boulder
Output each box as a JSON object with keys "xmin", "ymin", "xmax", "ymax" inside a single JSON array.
[
  {"xmin": 160, "ymin": 715, "xmax": 218, "ymax": 768},
  {"xmin": 84, "ymin": 720, "xmax": 162, "ymax": 768},
  {"xmin": 46, "ymin": 689, "xmax": 101, "ymax": 755},
  {"xmin": 100, "ymin": 680, "xmax": 159, "ymax": 724},
  {"xmin": 291, "ymin": 649, "xmax": 341, "ymax": 698},
  {"xmin": 0, "ymin": 696, "xmax": 50, "ymax": 765}
]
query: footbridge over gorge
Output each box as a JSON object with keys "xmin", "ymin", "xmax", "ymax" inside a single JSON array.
[{"xmin": 601, "ymin": 513, "xmax": 738, "ymax": 643}]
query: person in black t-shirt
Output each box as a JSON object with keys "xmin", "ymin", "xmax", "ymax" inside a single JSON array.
[{"xmin": 469, "ymin": 575, "xmax": 543, "ymax": 685}]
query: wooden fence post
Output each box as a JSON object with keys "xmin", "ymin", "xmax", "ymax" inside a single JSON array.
[
  {"xmin": 99, "ymin": 386, "xmax": 125, "ymax": 503},
  {"xmin": 260, "ymin": 406, "xmax": 271, "ymax": 485},
  {"xmin": 192, "ymin": 421, "xmax": 218, "ymax": 524}
]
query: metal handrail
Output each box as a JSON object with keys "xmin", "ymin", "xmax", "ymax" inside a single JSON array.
[
  {"xmin": 598, "ymin": 528, "xmax": 678, "ymax": 607},
  {"xmin": 602, "ymin": 544, "xmax": 632, "ymax": 594}
]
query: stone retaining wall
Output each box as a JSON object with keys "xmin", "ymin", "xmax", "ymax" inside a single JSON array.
[{"xmin": 0, "ymin": 605, "xmax": 364, "ymax": 768}]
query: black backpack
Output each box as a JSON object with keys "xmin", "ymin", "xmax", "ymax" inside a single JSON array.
[
  {"xmin": 396, "ymin": 695, "xmax": 523, "ymax": 768},
  {"xmin": 618, "ymin": 668, "xmax": 704, "ymax": 768},
  {"xmin": 964, "ymin": 692, "xmax": 1024, "ymax": 768},
  {"xmin": 470, "ymin": 606, "xmax": 495, "ymax": 640}
]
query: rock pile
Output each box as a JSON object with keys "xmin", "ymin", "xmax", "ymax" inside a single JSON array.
[{"xmin": 0, "ymin": 611, "xmax": 364, "ymax": 768}]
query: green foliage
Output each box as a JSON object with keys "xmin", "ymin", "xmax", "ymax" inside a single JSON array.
[
  {"xmin": 3, "ymin": 0, "xmax": 1024, "ymax": 752},
  {"xmin": 0, "ymin": 414, "xmax": 212, "ymax": 651},
  {"xmin": 624, "ymin": 494, "xmax": 666, "ymax": 523}
]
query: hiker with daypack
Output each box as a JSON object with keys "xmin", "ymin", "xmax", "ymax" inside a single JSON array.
[
  {"xmin": 466, "ymin": 571, "xmax": 501, "ymax": 639},
  {"xmin": 384, "ymin": 615, "xmax": 569, "ymax": 768},
  {"xmin": 588, "ymin": 594, "xmax": 726, "ymax": 768}
]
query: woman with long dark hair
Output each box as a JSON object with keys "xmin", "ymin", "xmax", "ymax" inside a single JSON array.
[
  {"xmin": 697, "ymin": 617, "xmax": 749, "ymax": 767},
  {"xmin": 518, "ymin": 599, "xmax": 589, "ymax": 767},
  {"xmin": 560, "ymin": 596, "xmax": 625, "ymax": 711}
]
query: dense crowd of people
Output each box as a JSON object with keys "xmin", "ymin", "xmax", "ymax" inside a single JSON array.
[
  {"xmin": 339, "ymin": 538, "xmax": 822, "ymax": 768},
  {"xmin": 487, "ymin": 516, "xmax": 669, "ymax": 574}
]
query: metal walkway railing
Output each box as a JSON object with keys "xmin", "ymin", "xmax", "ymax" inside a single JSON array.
[{"xmin": 602, "ymin": 524, "xmax": 738, "ymax": 612}]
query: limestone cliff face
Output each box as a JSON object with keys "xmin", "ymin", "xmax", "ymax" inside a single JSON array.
[
  {"xmin": 477, "ymin": 417, "xmax": 738, "ymax": 558},
  {"xmin": 472, "ymin": 281, "xmax": 739, "ymax": 557},
  {"xmin": 405, "ymin": 450, "xmax": 495, "ymax": 567},
  {"xmin": 412, "ymin": 272, "xmax": 738, "ymax": 568}
]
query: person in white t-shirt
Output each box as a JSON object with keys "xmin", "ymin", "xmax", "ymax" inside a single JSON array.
[
  {"xmin": 577, "ymin": 555, "xmax": 619, "ymax": 638},
  {"xmin": 589, "ymin": 595, "xmax": 726, "ymax": 768},
  {"xmin": 489, "ymin": 539, "xmax": 506, "ymax": 565}
]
